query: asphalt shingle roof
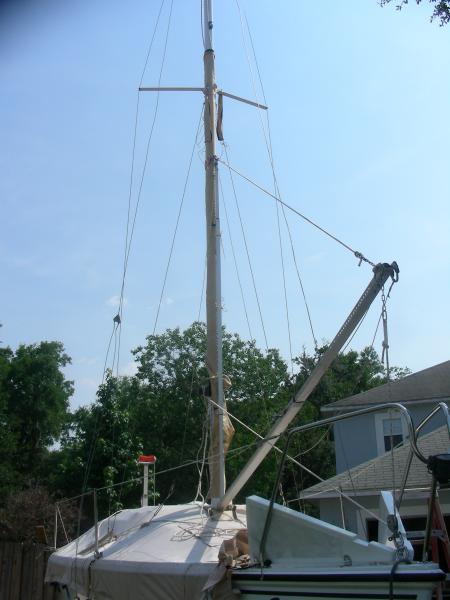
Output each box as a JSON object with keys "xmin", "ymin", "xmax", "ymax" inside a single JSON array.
[
  {"xmin": 303, "ymin": 425, "xmax": 450, "ymax": 499},
  {"xmin": 322, "ymin": 360, "xmax": 450, "ymax": 412}
]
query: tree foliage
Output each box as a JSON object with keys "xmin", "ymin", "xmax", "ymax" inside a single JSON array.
[
  {"xmin": 0, "ymin": 326, "xmax": 406, "ymax": 540},
  {"xmin": 52, "ymin": 374, "xmax": 143, "ymax": 515},
  {"xmin": 0, "ymin": 485, "xmax": 77, "ymax": 545},
  {"xmin": 52, "ymin": 323, "xmax": 400, "ymax": 517},
  {"xmin": 0, "ymin": 341, "xmax": 73, "ymax": 497},
  {"xmin": 380, "ymin": 0, "xmax": 450, "ymax": 25}
]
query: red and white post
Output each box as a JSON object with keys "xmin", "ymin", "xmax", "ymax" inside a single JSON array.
[{"xmin": 138, "ymin": 454, "xmax": 157, "ymax": 507}]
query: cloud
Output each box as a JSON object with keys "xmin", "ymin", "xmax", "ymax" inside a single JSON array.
[{"xmin": 106, "ymin": 295, "xmax": 128, "ymax": 307}]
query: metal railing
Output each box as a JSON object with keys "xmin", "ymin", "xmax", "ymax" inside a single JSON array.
[
  {"xmin": 259, "ymin": 401, "xmax": 428, "ymax": 564},
  {"xmin": 396, "ymin": 401, "xmax": 450, "ymax": 510}
]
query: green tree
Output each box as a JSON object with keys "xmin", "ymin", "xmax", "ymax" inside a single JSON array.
[
  {"xmin": 53, "ymin": 323, "xmax": 402, "ymax": 513},
  {"xmin": 51, "ymin": 373, "xmax": 143, "ymax": 517},
  {"xmin": 275, "ymin": 345, "xmax": 408, "ymax": 508},
  {"xmin": 53, "ymin": 323, "xmax": 291, "ymax": 509},
  {"xmin": 380, "ymin": 0, "xmax": 450, "ymax": 25},
  {"xmin": 130, "ymin": 322, "xmax": 292, "ymax": 503},
  {"xmin": 0, "ymin": 341, "xmax": 73, "ymax": 497}
]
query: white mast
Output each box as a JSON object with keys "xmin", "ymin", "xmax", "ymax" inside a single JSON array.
[
  {"xmin": 203, "ymin": 0, "xmax": 225, "ymax": 505},
  {"xmin": 139, "ymin": 0, "xmax": 267, "ymax": 509}
]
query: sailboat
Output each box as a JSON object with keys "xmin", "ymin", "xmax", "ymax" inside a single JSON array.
[{"xmin": 46, "ymin": 2, "xmax": 447, "ymax": 598}]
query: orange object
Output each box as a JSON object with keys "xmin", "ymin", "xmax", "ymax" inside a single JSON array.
[{"xmin": 138, "ymin": 454, "xmax": 156, "ymax": 464}]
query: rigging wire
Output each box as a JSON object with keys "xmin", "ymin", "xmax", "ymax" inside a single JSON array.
[
  {"xmin": 371, "ymin": 312, "xmax": 383, "ymax": 350},
  {"xmin": 370, "ymin": 276, "xmax": 396, "ymax": 354},
  {"xmin": 235, "ymin": 0, "xmax": 294, "ymax": 366},
  {"xmin": 199, "ymin": 0, "xmax": 205, "ymax": 49},
  {"xmin": 341, "ymin": 307, "xmax": 370, "ymax": 354},
  {"xmin": 236, "ymin": 0, "xmax": 317, "ymax": 352},
  {"xmin": 206, "ymin": 396, "xmax": 386, "ymax": 525},
  {"xmin": 222, "ymin": 143, "xmax": 269, "ymax": 349},
  {"xmin": 217, "ymin": 158, "xmax": 376, "ymax": 268},
  {"xmin": 219, "ymin": 170, "xmax": 275, "ymax": 430},
  {"xmin": 115, "ymin": 0, "xmax": 174, "ymax": 372},
  {"xmin": 76, "ymin": 4, "xmax": 174, "ymax": 547},
  {"xmin": 194, "ymin": 391, "xmax": 210, "ymax": 507},
  {"xmin": 335, "ymin": 425, "xmax": 368, "ymax": 538},
  {"xmin": 219, "ymin": 175, "xmax": 253, "ymax": 341},
  {"xmin": 122, "ymin": 0, "xmax": 174, "ymax": 283},
  {"xmin": 180, "ymin": 257, "xmax": 207, "ymax": 466},
  {"xmin": 115, "ymin": 0, "xmax": 167, "ymax": 374},
  {"xmin": 61, "ymin": 416, "xmax": 389, "ymax": 530},
  {"xmin": 380, "ymin": 287, "xmax": 397, "ymax": 499},
  {"xmin": 293, "ymin": 425, "xmax": 332, "ymax": 458},
  {"xmin": 101, "ymin": 320, "xmax": 120, "ymax": 385},
  {"xmin": 275, "ymin": 198, "xmax": 294, "ymax": 373},
  {"xmin": 108, "ymin": 0, "xmax": 174, "ymax": 506},
  {"xmin": 281, "ymin": 210, "xmax": 318, "ymax": 350},
  {"xmin": 152, "ymin": 106, "xmax": 204, "ymax": 335}
]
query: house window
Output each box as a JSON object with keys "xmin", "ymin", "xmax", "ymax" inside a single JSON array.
[
  {"xmin": 382, "ymin": 417, "xmax": 403, "ymax": 451},
  {"xmin": 375, "ymin": 412, "xmax": 408, "ymax": 456}
]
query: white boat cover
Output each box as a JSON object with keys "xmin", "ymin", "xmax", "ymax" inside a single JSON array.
[{"xmin": 46, "ymin": 503, "xmax": 246, "ymax": 600}]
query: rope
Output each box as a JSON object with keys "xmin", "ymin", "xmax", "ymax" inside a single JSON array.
[
  {"xmin": 206, "ymin": 396, "xmax": 386, "ymax": 526},
  {"xmin": 194, "ymin": 392, "xmax": 209, "ymax": 509},
  {"xmin": 293, "ymin": 425, "xmax": 332, "ymax": 458},
  {"xmin": 56, "ymin": 503, "xmax": 70, "ymax": 545},
  {"xmin": 217, "ymin": 158, "xmax": 375, "ymax": 268},
  {"xmin": 59, "ymin": 423, "xmax": 387, "ymax": 528}
]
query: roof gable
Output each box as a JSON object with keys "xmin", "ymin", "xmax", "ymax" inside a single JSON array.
[
  {"xmin": 302, "ymin": 425, "xmax": 450, "ymax": 499},
  {"xmin": 322, "ymin": 360, "xmax": 450, "ymax": 412}
]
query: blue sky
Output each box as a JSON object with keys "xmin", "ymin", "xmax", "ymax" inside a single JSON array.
[{"xmin": 1, "ymin": 0, "xmax": 449, "ymax": 409}]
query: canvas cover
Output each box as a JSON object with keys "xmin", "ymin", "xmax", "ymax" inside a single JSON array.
[{"xmin": 46, "ymin": 503, "xmax": 246, "ymax": 600}]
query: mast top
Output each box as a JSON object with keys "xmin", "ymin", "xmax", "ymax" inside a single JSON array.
[{"xmin": 203, "ymin": 0, "xmax": 214, "ymax": 51}]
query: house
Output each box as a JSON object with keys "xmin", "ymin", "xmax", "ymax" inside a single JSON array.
[
  {"xmin": 302, "ymin": 425, "xmax": 450, "ymax": 539},
  {"xmin": 301, "ymin": 360, "xmax": 450, "ymax": 541},
  {"xmin": 322, "ymin": 360, "xmax": 450, "ymax": 473}
]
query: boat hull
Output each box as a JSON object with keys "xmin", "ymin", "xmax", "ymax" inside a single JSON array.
[{"xmin": 232, "ymin": 566, "xmax": 445, "ymax": 600}]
